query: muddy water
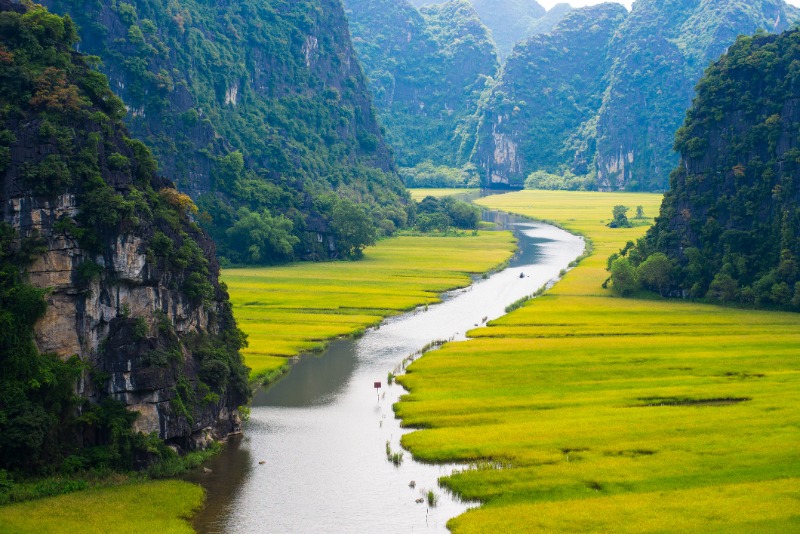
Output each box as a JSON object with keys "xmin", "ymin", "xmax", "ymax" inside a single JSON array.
[{"xmin": 188, "ymin": 212, "xmax": 584, "ymax": 533}]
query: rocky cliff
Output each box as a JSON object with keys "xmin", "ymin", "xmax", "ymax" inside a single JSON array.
[
  {"xmin": 41, "ymin": 0, "xmax": 409, "ymax": 264},
  {"xmin": 346, "ymin": 0, "xmax": 498, "ymax": 172},
  {"xmin": 473, "ymin": 3, "xmax": 627, "ymax": 186},
  {"xmin": 0, "ymin": 1, "xmax": 248, "ymax": 464},
  {"xmin": 472, "ymin": 0, "xmax": 800, "ymax": 190},
  {"xmin": 623, "ymin": 28, "xmax": 800, "ymax": 309},
  {"xmin": 595, "ymin": 0, "xmax": 799, "ymax": 191}
]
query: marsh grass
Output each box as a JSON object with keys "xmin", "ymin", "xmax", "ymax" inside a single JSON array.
[{"xmin": 395, "ymin": 190, "xmax": 800, "ymax": 532}]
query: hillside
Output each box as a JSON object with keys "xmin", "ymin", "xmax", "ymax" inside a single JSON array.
[
  {"xmin": 409, "ymin": 0, "xmax": 546, "ymax": 59},
  {"xmin": 596, "ymin": 0, "xmax": 800, "ymax": 190},
  {"xmin": 0, "ymin": 1, "xmax": 248, "ymax": 473},
  {"xmin": 473, "ymin": 4, "xmax": 627, "ymax": 187},
  {"xmin": 345, "ymin": 0, "xmax": 498, "ymax": 172},
  {"xmin": 617, "ymin": 28, "xmax": 800, "ymax": 310},
  {"xmin": 474, "ymin": 0, "xmax": 800, "ymax": 190},
  {"xmin": 42, "ymin": 0, "xmax": 409, "ymax": 264}
]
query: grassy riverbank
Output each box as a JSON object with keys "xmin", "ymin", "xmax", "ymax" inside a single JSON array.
[
  {"xmin": 0, "ymin": 480, "xmax": 203, "ymax": 534},
  {"xmin": 0, "ymin": 231, "xmax": 515, "ymax": 532},
  {"xmin": 224, "ymin": 232, "xmax": 517, "ymax": 382},
  {"xmin": 396, "ymin": 190, "xmax": 800, "ymax": 532}
]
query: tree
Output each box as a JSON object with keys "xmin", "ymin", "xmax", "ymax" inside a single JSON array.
[
  {"xmin": 330, "ymin": 198, "xmax": 376, "ymax": 258},
  {"xmin": 608, "ymin": 205, "xmax": 632, "ymax": 228},
  {"xmin": 226, "ymin": 207, "xmax": 298, "ymax": 264},
  {"xmin": 635, "ymin": 205, "xmax": 645, "ymax": 219},
  {"xmin": 637, "ymin": 252, "xmax": 673, "ymax": 295},
  {"xmin": 610, "ymin": 256, "xmax": 638, "ymax": 296}
]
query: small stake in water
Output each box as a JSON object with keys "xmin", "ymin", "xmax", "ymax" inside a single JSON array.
[{"xmin": 374, "ymin": 381, "xmax": 381, "ymax": 401}]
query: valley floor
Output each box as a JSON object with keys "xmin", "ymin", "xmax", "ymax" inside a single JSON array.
[
  {"xmin": 0, "ymin": 227, "xmax": 516, "ymax": 533},
  {"xmin": 396, "ymin": 190, "xmax": 800, "ymax": 532}
]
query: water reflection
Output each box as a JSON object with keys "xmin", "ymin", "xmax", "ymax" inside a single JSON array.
[{"xmin": 190, "ymin": 212, "xmax": 584, "ymax": 533}]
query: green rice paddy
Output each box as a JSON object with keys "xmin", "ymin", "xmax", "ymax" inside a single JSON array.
[
  {"xmin": 396, "ymin": 190, "xmax": 800, "ymax": 532},
  {"xmin": 224, "ymin": 232, "xmax": 517, "ymax": 381}
]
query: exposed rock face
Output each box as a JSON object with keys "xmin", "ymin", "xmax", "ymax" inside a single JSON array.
[
  {"xmin": 474, "ymin": 4, "xmax": 626, "ymax": 186},
  {"xmin": 0, "ymin": 2, "xmax": 248, "ymax": 450},
  {"xmin": 595, "ymin": 0, "xmax": 799, "ymax": 191}
]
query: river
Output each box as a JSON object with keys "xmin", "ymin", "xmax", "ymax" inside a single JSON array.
[{"xmin": 188, "ymin": 211, "xmax": 585, "ymax": 533}]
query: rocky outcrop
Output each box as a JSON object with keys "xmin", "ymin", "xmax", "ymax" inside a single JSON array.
[
  {"xmin": 630, "ymin": 28, "xmax": 800, "ymax": 308},
  {"xmin": 473, "ymin": 4, "xmax": 626, "ymax": 186},
  {"xmin": 0, "ymin": 2, "xmax": 248, "ymax": 451}
]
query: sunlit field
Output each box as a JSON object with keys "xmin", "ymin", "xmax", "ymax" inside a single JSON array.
[
  {"xmin": 224, "ymin": 232, "xmax": 516, "ymax": 380},
  {"xmin": 396, "ymin": 190, "xmax": 800, "ymax": 532},
  {"xmin": 408, "ymin": 188, "xmax": 478, "ymax": 200},
  {"xmin": 0, "ymin": 480, "xmax": 202, "ymax": 534}
]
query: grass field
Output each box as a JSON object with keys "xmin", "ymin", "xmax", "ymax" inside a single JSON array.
[
  {"xmin": 0, "ymin": 480, "xmax": 202, "ymax": 534},
  {"xmin": 396, "ymin": 190, "xmax": 800, "ymax": 532},
  {"xmin": 224, "ymin": 232, "xmax": 517, "ymax": 380}
]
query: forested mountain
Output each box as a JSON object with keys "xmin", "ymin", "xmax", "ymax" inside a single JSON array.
[
  {"xmin": 528, "ymin": 3, "xmax": 573, "ymax": 36},
  {"xmin": 596, "ymin": 0, "xmax": 800, "ymax": 191},
  {"xmin": 41, "ymin": 0, "xmax": 409, "ymax": 264},
  {"xmin": 409, "ymin": 0, "xmax": 549, "ymax": 59},
  {"xmin": 475, "ymin": 0, "xmax": 800, "ymax": 190},
  {"xmin": 0, "ymin": 1, "xmax": 248, "ymax": 472},
  {"xmin": 345, "ymin": 0, "xmax": 498, "ymax": 173},
  {"xmin": 473, "ymin": 4, "xmax": 627, "ymax": 187},
  {"xmin": 614, "ymin": 28, "xmax": 800, "ymax": 310}
]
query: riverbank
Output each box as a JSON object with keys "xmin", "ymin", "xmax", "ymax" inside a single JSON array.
[
  {"xmin": 224, "ymin": 231, "xmax": 517, "ymax": 383},
  {"xmin": 0, "ymin": 229, "xmax": 517, "ymax": 533},
  {"xmin": 395, "ymin": 190, "xmax": 800, "ymax": 532}
]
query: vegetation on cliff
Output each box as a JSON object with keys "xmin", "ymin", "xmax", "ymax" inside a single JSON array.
[
  {"xmin": 0, "ymin": 1, "xmax": 248, "ymax": 480},
  {"xmin": 42, "ymin": 0, "xmax": 409, "ymax": 264},
  {"xmin": 345, "ymin": 0, "xmax": 498, "ymax": 177},
  {"xmin": 613, "ymin": 28, "xmax": 800, "ymax": 311},
  {"xmin": 474, "ymin": 0, "xmax": 800, "ymax": 190},
  {"xmin": 474, "ymin": 4, "xmax": 627, "ymax": 187}
]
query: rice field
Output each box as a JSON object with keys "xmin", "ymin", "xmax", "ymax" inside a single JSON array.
[
  {"xmin": 223, "ymin": 232, "xmax": 517, "ymax": 380},
  {"xmin": 396, "ymin": 190, "xmax": 800, "ymax": 532},
  {"xmin": 0, "ymin": 480, "xmax": 203, "ymax": 534}
]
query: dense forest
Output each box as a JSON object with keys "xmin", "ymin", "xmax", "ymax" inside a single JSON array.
[
  {"xmin": 345, "ymin": 0, "xmax": 497, "ymax": 185},
  {"xmin": 611, "ymin": 28, "xmax": 800, "ymax": 310},
  {"xmin": 0, "ymin": 1, "xmax": 248, "ymax": 474},
  {"xmin": 41, "ymin": 0, "xmax": 410, "ymax": 264}
]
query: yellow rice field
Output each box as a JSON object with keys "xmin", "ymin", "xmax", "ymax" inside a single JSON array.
[
  {"xmin": 223, "ymin": 232, "xmax": 516, "ymax": 380},
  {"xmin": 0, "ymin": 480, "xmax": 203, "ymax": 534},
  {"xmin": 396, "ymin": 190, "xmax": 800, "ymax": 532}
]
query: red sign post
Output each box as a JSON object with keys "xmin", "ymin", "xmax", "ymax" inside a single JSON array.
[{"xmin": 374, "ymin": 381, "xmax": 381, "ymax": 401}]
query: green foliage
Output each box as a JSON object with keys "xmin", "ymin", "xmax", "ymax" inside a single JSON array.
[
  {"xmin": 475, "ymin": 4, "xmax": 627, "ymax": 186},
  {"xmin": 414, "ymin": 195, "xmax": 480, "ymax": 233},
  {"xmin": 346, "ymin": 0, "xmax": 498, "ymax": 169},
  {"xmin": 608, "ymin": 205, "xmax": 632, "ymax": 228},
  {"xmin": 524, "ymin": 170, "xmax": 597, "ymax": 191},
  {"xmin": 225, "ymin": 207, "xmax": 298, "ymax": 264},
  {"xmin": 620, "ymin": 29, "xmax": 800, "ymax": 310},
  {"xmin": 609, "ymin": 256, "xmax": 638, "ymax": 296},
  {"xmin": 399, "ymin": 161, "xmax": 480, "ymax": 189},
  {"xmin": 44, "ymin": 0, "xmax": 409, "ymax": 265}
]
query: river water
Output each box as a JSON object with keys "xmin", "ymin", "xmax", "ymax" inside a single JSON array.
[{"xmin": 188, "ymin": 212, "xmax": 584, "ymax": 533}]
